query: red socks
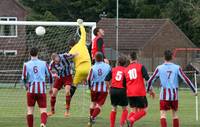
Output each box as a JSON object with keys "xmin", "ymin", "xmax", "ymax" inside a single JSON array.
[
  {"xmin": 120, "ymin": 109, "xmax": 128, "ymax": 126},
  {"xmin": 50, "ymin": 96, "xmax": 56, "ymax": 112},
  {"xmin": 90, "ymin": 108, "xmax": 94, "ymax": 116},
  {"xmin": 41, "ymin": 112, "xmax": 47, "ymax": 125},
  {"xmin": 128, "ymin": 112, "xmax": 135, "ymax": 119},
  {"xmin": 66, "ymin": 96, "xmax": 71, "ymax": 110},
  {"xmin": 91, "ymin": 107, "xmax": 101, "ymax": 119},
  {"xmin": 27, "ymin": 114, "xmax": 33, "ymax": 127},
  {"xmin": 110, "ymin": 111, "xmax": 116, "ymax": 127},
  {"xmin": 160, "ymin": 118, "xmax": 179, "ymax": 127},
  {"xmin": 160, "ymin": 118, "xmax": 167, "ymax": 127},
  {"xmin": 173, "ymin": 118, "xmax": 179, "ymax": 127},
  {"xmin": 129, "ymin": 110, "xmax": 146, "ymax": 123}
]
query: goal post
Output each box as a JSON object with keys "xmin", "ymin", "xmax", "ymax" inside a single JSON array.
[{"xmin": 0, "ymin": 20, "xmax": 96, "ymax": 119}]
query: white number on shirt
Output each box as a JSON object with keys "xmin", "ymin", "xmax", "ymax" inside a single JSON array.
[
  {"xmin": 128, "ymin": 68, "xmax": 137, "ymax": 80},
  {"xmin": 115, "ymin": 71, "xmax": 123, "ymax": 81}
]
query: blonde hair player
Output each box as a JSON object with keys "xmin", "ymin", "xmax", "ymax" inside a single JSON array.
[{"xmin": 68, "ymin": 19, "xmax": 92, "ymax": 98}]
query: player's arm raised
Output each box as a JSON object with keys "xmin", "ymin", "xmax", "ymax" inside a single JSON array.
[
  {"xmin": 77, "ymin": 19, "xmax": 86, "ymax": 45},
  {"xmin": 22, "ymin": 63, "xmax": 28, "ymax": 90}
]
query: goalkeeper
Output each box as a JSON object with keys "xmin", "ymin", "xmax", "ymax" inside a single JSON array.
[{"xmin": 69, "ymin": 19, "xmax": 92, "ymax": 97}]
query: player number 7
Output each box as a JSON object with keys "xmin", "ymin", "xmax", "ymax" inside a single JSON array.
[{"xmin": 167, "ymin": 71, "xmax": 172, "ymax": 79}]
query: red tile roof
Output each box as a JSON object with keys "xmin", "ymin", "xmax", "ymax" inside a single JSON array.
[{"xmin": 97, "ymin": 18, "xmax": 167, "ymax": 50}]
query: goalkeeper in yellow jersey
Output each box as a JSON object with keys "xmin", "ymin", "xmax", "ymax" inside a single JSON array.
[{"xmin": 69, "ymin": 19, "xmax": 92, "ymax": 97}]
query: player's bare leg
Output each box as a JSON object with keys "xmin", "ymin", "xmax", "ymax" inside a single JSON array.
[
  {"xmin": 172, "ymin": 110, "xmax": 179, "ymax": 127},
  {"xmin": 160, "ymin": 110, "xmax": 167, "ymax": 127},
  {"xmin": 48, "ymin": 88, "xmax": 58, "ymax": 116},
  {"xmin": 27, "ymin": 106, "xmax": 34, "ymax": 127},
  {"xmin": 40, "ymin": 108, "xmax": 47, "ymax": 127},
  {"xmin": 64, "ymin": 85, "xmax": 71, "ymax": 117},
  {"xmin": 110, "ymin": 106, "xmax": 117, "ymax": 127},
  {"xmin": 120, "ymin": 106, "xmax": 128, "ymax": 127}
]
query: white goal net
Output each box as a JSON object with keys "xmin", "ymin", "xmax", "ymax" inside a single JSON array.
[{"xmin": 0, "ymin": 21, "xmax": 96, "ymax": 123}]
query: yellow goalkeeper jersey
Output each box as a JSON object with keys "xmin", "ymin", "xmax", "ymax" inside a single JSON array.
[{"xmin": 69, "ymin": 25, "xmax": 91, "ymax": 68}]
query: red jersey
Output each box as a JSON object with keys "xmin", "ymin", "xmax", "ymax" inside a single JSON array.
[
  {"xmin": 111, "ymin": 66, "xmax": 126, "ymax": 89},
  {"xmin": 91, "ymin": 36, "xmax": 105, "ymax": 59},
  {"xmin": 124, "ymin": 62, "xmax": 146, "ymax": 97}
]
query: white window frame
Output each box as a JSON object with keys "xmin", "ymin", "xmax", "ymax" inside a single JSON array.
[
  {"xmin": 4, "ymin": 50, "xmax": 17, "ymax": 57},
  {"xmin": 0, "ymin": 50, "xmax": 3, "ymax": 56},
  {"xmin": 0, "ymin": 17, "xmax": 17, "ymax": 38}
]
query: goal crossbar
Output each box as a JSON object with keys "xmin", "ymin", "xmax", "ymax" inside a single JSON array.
[{"xmin": 0, "ymin": 21, "xmax": 96, "ymax": 26}]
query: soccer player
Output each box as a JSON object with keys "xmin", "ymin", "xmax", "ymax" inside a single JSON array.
[
  {"xmin": 105, "ymin": 57, "xmax": 128, "ymax": 127},
  {"xmin": 68, "ymin": 19, "xmax": 91, "ymax": 98},
  {"xmin": 87, "ymin": 52, "xmax": 111, "ymax": 127},
  {"xmin": 124, "ymin": 52, "xmax": 152, "ymax": 127},
  {"xmin": 48, "ymin": 52, "xmax": 75, "ymax": 117},
  {"xmin": 147, "ymin": 50, "xmax": 197, "ymax": 127},
  {"xmin": 22, "ymin": 47, "xmax": 53, "ymax": 127},
  {"xmin": 91, "ymin": 27, "xmax": 109, "ymax": 64}
]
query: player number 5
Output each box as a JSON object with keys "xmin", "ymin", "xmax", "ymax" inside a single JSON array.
[
  {"xmin": 115, "ymin": 71, "xmax": 123, "ymax": 81},
  {"xmin": 128, "ymin": 68, "xmax": 137, "ymax": 80}
]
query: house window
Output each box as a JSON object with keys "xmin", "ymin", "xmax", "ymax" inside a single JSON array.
[
  {"xmin": 3, "ymin": 50, "xmax": 17, "ymax": 57},
  {"xmin": 0, "ymin": 17, "xmax": 17, "ymax": 37}
]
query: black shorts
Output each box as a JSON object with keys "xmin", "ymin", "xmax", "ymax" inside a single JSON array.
[
  {"xmin": 110, "ymin": 87, "xmax": 128, "ymax": 107},
  {"xmin": 128, "ymin": 96, "xmax": 148, "ymax": 108}
]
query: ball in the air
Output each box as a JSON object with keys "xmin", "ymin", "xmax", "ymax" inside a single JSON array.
[
  {"xmin": 35, "ymin": 26, "xmax": 46, "ymax": 36},
  {"xmin": 77, "ymin": 19, "xmax": 83, "ymax": 24}
]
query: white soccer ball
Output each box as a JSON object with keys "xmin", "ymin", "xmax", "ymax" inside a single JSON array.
[
  {"xmin": 35, "ymin": 26, "xmax": 46, "ymax": 36},
  {"xmin": 77, "ymin": 19, "xmax": 83, "ymax": 24}
]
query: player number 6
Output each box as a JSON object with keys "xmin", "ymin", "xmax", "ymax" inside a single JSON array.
[{"xmin": 33, "ymin": 66, "xmax": 38, "ymax": 74}]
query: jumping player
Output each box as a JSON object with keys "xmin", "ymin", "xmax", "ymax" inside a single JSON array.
[
  {"xmin": 87, "ymin": 52, "xmax": 111, "ymax": 127},
  {"xmin": 68, "ymin": 19, "xmax": 91, "ymax": 98},
  {"xmin": 105, "ymin": 57, "xmax": 128, "ymax": 127},
  {"xmin": 147, "ymin": 50, "xmax": 197, "ymax": 127},
  {"xmin": 22, "ymin": 47, "xmax": 53, "ymax": 127},
  {"xmin": 48, "ymin": 53, "xmax": 75, "ymax": 117},
  {"xmin": 124, "ymin": 52, "xmax": 153, "ymax": 127}
]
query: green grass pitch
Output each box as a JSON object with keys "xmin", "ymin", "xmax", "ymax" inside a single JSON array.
[{"xmin": 0, "ymin": 87, "xmax": 199, "ymax": 127}]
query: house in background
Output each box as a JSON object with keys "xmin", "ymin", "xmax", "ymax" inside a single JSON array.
[
  {"xmin": 97, "ymin": 18, "xmax": 197, "ymax": 71},
  {"xmin": 0, "ymin": 0, "xmax": 27, "ymax": 83},
  {"xmin": 0, "ymin": 0, "xmax": 27, "ymax": 68}
]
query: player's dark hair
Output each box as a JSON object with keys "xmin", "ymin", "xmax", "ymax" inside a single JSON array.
[
  {"xmin": 164, "ymin": 50, "xmax": 173, "ymax": 61},
  {"xmin": 30, "ymin": 47, "xmax": 38, "ymax": 57},
  {"xmin": 130, "ymin": 51, "xmax": 137, "ymax": 60},
  {"xmin": 68, "ymin": 38, "xmax": 77, "ymax": 47},
  {"xmin": 93, "ymin": 27, "xmax": 100, "ymax": 36},
  {"xmin": 95, "ymin": 52, "xmax": 103, "ymax": 62},
  {"xmin": 118, "ymin": 57, "xmax": 126, "ymax": 66}
]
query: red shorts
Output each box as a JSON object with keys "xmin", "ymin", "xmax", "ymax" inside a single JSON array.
[
  {"xmin": 160, "ymin": 100, "xmax": 178, "ymax": 111},
  {"xmin": 27, "ymin": 93, "xmax": 47, "ymax": 108},
  {"xmin": 90, "ymin": 91, "xmax": 108, "ymax": 106},
  {"xmin": 54, "ymin": 75, "xmax": 72, "ymax": 90}
]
